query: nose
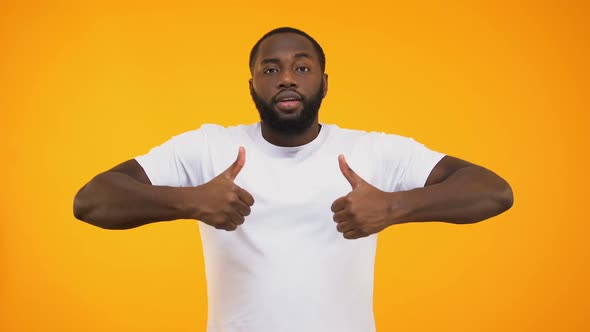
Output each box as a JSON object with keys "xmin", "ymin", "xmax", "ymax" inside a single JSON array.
[{"xmin": 277, "ymin": 70, "xmax": 297, "ymax": 89}]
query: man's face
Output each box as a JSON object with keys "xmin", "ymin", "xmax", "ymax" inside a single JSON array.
[{"xmin": 250, "ymin": 33, "xmax": 328, "ymax": 136}]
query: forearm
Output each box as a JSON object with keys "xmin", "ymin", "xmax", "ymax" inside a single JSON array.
[
  {"xmin": 73, "ymin": 172, "xmax": 194, "ymax": 229},
  {"xmin": 391, "ymin": 166, "xmax": 513, "ymax": 225}
]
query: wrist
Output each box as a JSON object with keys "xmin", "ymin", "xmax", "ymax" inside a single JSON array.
[
  {"xmin": 176, "ymin": 186, "xmax": 203, "ymax": 220},
  {"xmin": 386, "ymin": 190, "xmax": 415, "ymax": 226}
]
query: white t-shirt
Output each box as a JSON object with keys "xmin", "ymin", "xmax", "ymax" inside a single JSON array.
[{"xmin": 135, "ymin": 122, "xmax": 445, "ymax": 332}]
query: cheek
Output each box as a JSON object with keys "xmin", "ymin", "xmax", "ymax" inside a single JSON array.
[
  {"xmin": 301, "ymin": 77, "xmax": 323, "ymax": 94},
  {"xmin": 251, "ymin": 84, "xmax": 274, "ymax": 103},
  {"xmin": 252, "ymin": 79, "xmax": 275, "ymax": 94}
]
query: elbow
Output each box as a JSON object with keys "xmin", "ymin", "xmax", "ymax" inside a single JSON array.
[
  {"xmin": 72, "ymin": 179, "xmax": 133, "ymax": 230},
  {"xmin": 496, "ymin": 181, "xmax": 514, "ymax": 214},
  {"xmin": 73, "ymin": 176, "xmax": 115, "ymax": 229},
  {"xmin": 73, "ymin": 192, "xmax": 133, "ymax": 230},
  {"xmin": 472, "ymin": 180, "xmax": 514, "ymax": 224},
  {"xmin": 73, "ymin": 189, "xmax": 90, "ymax": 222},
  {"xmin": 72, "ymin": 187, "xmax": 107, "ymax": 228}
]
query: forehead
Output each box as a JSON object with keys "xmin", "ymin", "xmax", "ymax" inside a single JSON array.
[{"xmin": 255, "ymin": 33, "xmax": 318, "ymax": 62}]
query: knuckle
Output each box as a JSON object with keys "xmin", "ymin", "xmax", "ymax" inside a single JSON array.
[
  {"xmin": 358, "ymin": 227, "xmax": 370, "ymax": 236},
  {"xmin": 348, "ymin": 206, "xmax": 357, "ymax": 217},
  {"xmin": 222, "ymin": 192, "xmax": 231, "ymax": 201},
  {"xmin": 225, "ymin": 193, "xmax": 237, "ymax": 203},
  {"xmin": 330, "ymin": 203, "xmax": 338, "ymax": 212},
  {"xmin": 247, "ymin": 197, "xmax": 255, "ymax": 206}
]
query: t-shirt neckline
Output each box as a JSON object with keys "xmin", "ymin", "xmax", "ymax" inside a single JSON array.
[{"xmin": 253, "ymin": 122, "xmax": 332, "ymax": 159}]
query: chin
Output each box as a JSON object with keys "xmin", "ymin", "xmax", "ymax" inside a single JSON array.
[
  {"xmin": 273, "ymin": 106, "xmax": 303, "ymax": 118},
  {"xmin": 275, "ymin": 109, "xmax": 303, "ymax": 119}
]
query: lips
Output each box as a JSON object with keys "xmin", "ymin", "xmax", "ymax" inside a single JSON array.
[
  {"xmin": 274, "ymin": 90, "xmax": 302, "ymax": 112},
  {"xmin": 274, "ymin": 90, "xmax": 302, "ymax": 103}
]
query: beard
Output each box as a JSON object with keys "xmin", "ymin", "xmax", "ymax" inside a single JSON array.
[{"xmin": 250, "ymin": 82, "xmax": 324, "ymax": 136}]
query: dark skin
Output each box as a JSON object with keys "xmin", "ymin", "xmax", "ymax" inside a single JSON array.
[
  {"xmin": 73, "ymin": 32, "xmax": 513, "ymax": 237},
  {"xmin": 73, "ymin": 147, "xmax": 253, "ymax": 231},
  {"xmin": 249, "ymin": 33, "xmax": 328, "ymax": 147},
  {"xmin": 332, "ymin": 154, "xmax": 513, "ymax": 239}
]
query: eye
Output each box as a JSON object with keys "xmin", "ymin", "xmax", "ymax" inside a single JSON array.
[
  {"xmin": 263, "ymin": 68, "xmax": 279, "ymax": 74},
  {"xmin": 296, "ymin": 66, "xmax": 310, "ymax": 72}
]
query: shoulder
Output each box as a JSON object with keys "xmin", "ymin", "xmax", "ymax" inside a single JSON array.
[
  {"xmin": 198, "ymin": 123, "xmax": 256, "ymax": 137},
  {"xmin": 326, "ymin": 123, "xmax": 414, "ymax": 146},
  {"xmin": 170, "ymin": 123, "xmax": 257, "ymax": 143}
]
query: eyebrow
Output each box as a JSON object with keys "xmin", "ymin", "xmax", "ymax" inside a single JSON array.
[{"xmin": 260, "ymin": 52, "xmax": 313, "ymax": 65}]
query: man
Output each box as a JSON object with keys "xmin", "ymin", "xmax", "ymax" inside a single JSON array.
[{"xmin": 74, "ymin": 27, "xmax": 513, "ymax": 332}]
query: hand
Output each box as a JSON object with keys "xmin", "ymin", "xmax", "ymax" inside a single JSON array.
[
  {"xmin": 192, "ymin": 147, "xmax": 255, "ymax": 231},
  {"xmin": 330, "ymin": 155, "xmax": 394, "ymax": 239}
]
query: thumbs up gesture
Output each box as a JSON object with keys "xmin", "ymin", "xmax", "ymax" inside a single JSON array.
[
  {"xmin": 191, "ymin": 147, "xmax": 255, "ymax": 231},
  {"xmin": 330, "ymin": 155, "xmax": 395, "ymax": 239}
]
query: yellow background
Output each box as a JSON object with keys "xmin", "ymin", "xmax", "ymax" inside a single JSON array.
[{"xmin": 2, "ymin": 1, "xmax": 588, "ymax": 331}]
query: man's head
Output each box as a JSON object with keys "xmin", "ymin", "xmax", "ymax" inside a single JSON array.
[{"xmin": 249, "ymin": 27, "xmax": 328, "ymax": 136}]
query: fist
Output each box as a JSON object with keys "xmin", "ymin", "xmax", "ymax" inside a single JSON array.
[
  {"xmin": 193, "ymin": 147, "xmax": 255, "ymax": 231},
  {"xmin": 331, "ymin": 155, "xmax": 394, "ymax": 239}
]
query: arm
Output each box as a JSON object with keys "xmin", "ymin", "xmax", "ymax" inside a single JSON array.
[
  {"xmin": 73, "ymin": 159, "xmax": 195, "ymax": 229},
  {"xmin": 392, "ymin": 155, "xmax": 514, "ymax": 224},
  {"xmin": 73, "ymin": 148, "xmax": 254, "ymax": 230},
  {"xmin": 331, "ymin": 155, "xmax": 513, "ymax": 239}
]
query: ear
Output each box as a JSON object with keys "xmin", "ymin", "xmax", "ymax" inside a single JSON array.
[
  {"xmin": 322, "ymin": 73, "xmax": 328, "ymax": 98},
  {"xmin": 249, "ymin": 78, "xmax": 253, "ymax": 92}
]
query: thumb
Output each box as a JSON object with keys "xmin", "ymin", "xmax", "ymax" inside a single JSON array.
[
  {"xmin": 223, "ymin": 146, "xmax": 246, "ymax": 181},
  {"xmin": 338, "ymin": 154, "xmax": 363, "ymax": 189}
]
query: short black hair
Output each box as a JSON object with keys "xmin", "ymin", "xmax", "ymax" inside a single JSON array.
[{"xmin": 249, "ymin": 27, "xmax": 326, "ymax": 74}]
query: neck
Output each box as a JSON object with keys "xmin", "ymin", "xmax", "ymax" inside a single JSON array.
[{"xmin": 260, "ymin": 120, "xmax": 321, "ymax": 147}]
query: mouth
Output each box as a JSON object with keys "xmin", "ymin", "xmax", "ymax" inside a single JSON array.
[
  {"xmin": 276, "ymin": 99, "xmax": 302, "ymax": 112},
  {"xmin": 274, "ymin": 90, "xmax": 302, "ymax": 112}
]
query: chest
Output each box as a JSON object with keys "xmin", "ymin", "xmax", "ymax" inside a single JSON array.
[
  {"xmin": 238, "ymin": 150, "xmax": 371, "ymax": 212},
  {"xmin": 198, "ymin": 144, "xmax": 378, "ymax": 260}
]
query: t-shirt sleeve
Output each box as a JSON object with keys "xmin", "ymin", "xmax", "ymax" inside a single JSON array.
[
  {"xmin": 134, "ymin": 128, "xmax": 208, "ymax": 187},
  {"xmin": 373, "ymin": 133, "xmax": 446, "ymax": 192}
]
